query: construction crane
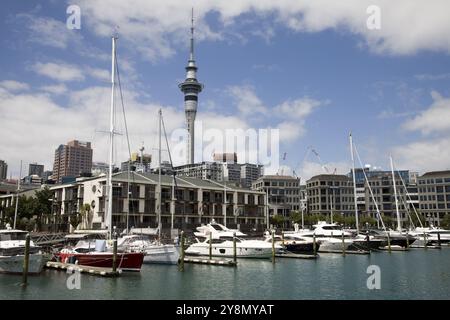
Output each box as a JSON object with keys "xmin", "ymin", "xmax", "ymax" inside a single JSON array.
[{"xmin": 294, "ymin": 146, "xmax": 336, "ymax": 177}]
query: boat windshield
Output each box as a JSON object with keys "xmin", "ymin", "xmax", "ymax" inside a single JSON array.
[
  {"xmin": 321, "ymin": 226, "xmax": 342, "ymax": 230},
  {"xmin": 210, "ymin": 224, "xmax": 225, "ymax": 231},
  {"xmin": 0, "ymin": 232, "xmax": 27, "ymax": 241}
]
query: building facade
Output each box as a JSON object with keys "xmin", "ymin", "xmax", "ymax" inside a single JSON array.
[
  {"xmin": 120, "ymin": 152, "xmax": 152, "ymax": 173},
  {"xmin": 174, "ymin": 162, "xmax": 223, "ymax": 181},
  {"xmin": 417, "ymin": 171, "xmax": 450, "ymax": 227},
  {"xmin": 252, "ymin": 175, "xmax": 302, "ymax": 220},
  {"xmin": 0, "ymin": 160, "xmax": 7, "ymax": 181},
  {"xmin": 52, "ymin": 140, "xmax": 93, "ymax": 183},
  {"xmin": 28, "ymin": 163, "xmax": 44, "ymax": 177},
  {"xmin": 48, "ymin": 172, "xmax": 267, "ymax": 233}
]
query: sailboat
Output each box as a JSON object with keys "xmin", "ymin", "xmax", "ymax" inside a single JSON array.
[
  {"xmin": 119, "ymin": 110, "xmax": 180, "ymax": 264},
  {"xmin": 56, "ymin": 35, "xmax": 144, "ymax": 271},
  {"xmin": 0, "ymin": 162, "xmax": 45, "ymax": 274}
]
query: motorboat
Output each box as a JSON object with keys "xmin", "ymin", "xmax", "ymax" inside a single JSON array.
[
  {"xmin": 185, "ymin": 236, "xmax": 281, "ymax": 258},
  {"xmin": 194, "ymin": 220, "xmax": 247, "ymax": 238},
  {"xmin": 118, "ymin": 234, "xmax": 180, "ymax": 265},
  {"xmin": 264, "ymin": 232, "xmax": 319, "ymax": 254},
  {"xmin": 368, "ymin": 229, "xmax": 416, "ymax": 248},
  {"xmin": 410, "ymin": 226, "xmax": 450, "ymax": 245},
  {"xmin": 0, "ymin": 227, "xmax": 45, "ymax": 274},
  {"xmin": 294, "ymin": 221, "xmax": 356, "ymax": 252},
  {"xmin": 56, "ymin": 239, "xmax": 144, "ymax": 272}
]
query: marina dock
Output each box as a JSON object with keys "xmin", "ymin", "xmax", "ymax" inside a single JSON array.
[
  {"xmin": 275, "ymin": 253, "xmax": 319, "ymax": 259},
  {"xmin": 183, "ymin": 257, "xmax": 237, "ymax": 267},
  {"xmin": 45, "ymin": 261, "xmax": 122, "ymax": 277},
  {"xmin": 319, "ymin": 250, "xmax": 370, "ymax": 255}
]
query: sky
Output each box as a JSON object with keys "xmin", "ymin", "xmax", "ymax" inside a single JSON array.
[{"xmin": 1, "ymin": 0, "xmax": 450, "ymax": 182}]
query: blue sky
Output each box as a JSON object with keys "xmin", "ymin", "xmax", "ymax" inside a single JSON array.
[{"xmin": 1, "ymin": 1, "xmax": 450, "ymax": 180}]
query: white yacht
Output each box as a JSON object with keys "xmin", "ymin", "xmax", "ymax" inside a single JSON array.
[
  {"xmin": 194, "ymin": 220, "xmax": 247, "ymax": 238},
  {"xmin": 410, "ymin": 226, "xmax": 450, "ymax": 245},
  {"xmin": 0, "ymin": 227, "xmax": 45, "ymax": 274},
  {"xmin": 185, "ymin": 236, "xmax": 280, "ymax": 258},
  {"xmin": 264, "ymin": 231, "xmax": 318, "ymax": 254},
  {"xmin": 295, "ymin": 221, "xmax": 356, "ymax": 252},
  {"xmin": 118, "ymin": 234, "xmax": 180, "ymax": 265}
]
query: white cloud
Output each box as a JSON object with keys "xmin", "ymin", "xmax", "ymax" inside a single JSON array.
[
  {"xmin": 0, "ymin": 81, "xmax": 256, "ymax": 177},
  {"xmin": 278, "ymin": 121, "xmax": 304, "ymax": 143},
  {"xmin": 17, "ymin": 14, "xmax": 83, "ymax": 49},
  {"xmin": 86, "ymin": 67, "xmax": 110, "ymax": 82},
  {"xmin": 403, "ymin": 91, "xmax": 450, "ymax": 134},
  {"xmin": 296, "ymin": 160, "xmax": 350, "ymax": 182},
  {"xmin": 31, "ymin": 62, "xmax": 85, "ymax": 82},
  {"xmin": 40, "ymin": 84, "xmax": 68, "ymax": 95},
  {"xmin": 274, "ymin": 98, "xmax": 327, "ymax": 119},
  {"xmin": 392, "ymin": 137, "xmax": 450, "ymax": 173},
  {"xmin": 227, "ymin": 85, "xmax": 268, "ymax": 115},
  {"xmin": 0, "ymin": 80, "xmax": 29, "ymax": 92},
  {"xmin": 415, "ymin": 73, "xmax": 450, "ymax": 81},
  {"xmin": 74, "ymin": 0, "xmax": 450, "ymax": 61}
]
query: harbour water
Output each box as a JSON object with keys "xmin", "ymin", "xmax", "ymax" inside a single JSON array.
[{"xmin": 1, "ymin": 249, "xmax": 449, "ymax": 300}]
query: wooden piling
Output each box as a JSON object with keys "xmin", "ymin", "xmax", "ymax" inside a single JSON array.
[
  {"xmin": 424, "ymin": 232, "xmax": 428, "ymax": 250},
  {"xmin": 179, "ymin": 231, "xmax": 185, "ymax": 271},
  {"xmin": 387, "ymin": 233, "xmax": 391, "ymax": 253},
  {"xmin": 21, "ymin": 233, "xmax": 30, "ymax": 286},
  {"xmin": 437, "ymin": 232, "xmax": 441, "ymax": 247},
  {"xmin": 112, "ymin": 232, "xmax": 118, "ymax": 273},
  {"xmin": 233, "ymin": 232, "xmax": 237, "ymax": 264},
  {"xmin": 313, "ymin": 234, "xmax": 317, "ymax": 256},
  {"xmin": 209, "ymin": 232, "xmax": 212, "ymax": 260},
  {"xmin": 341, "ymin": 231, "xmax": 346, "ymax": 257},
  {"xmin": 405, "ymin": 232, "xmax": 410, "ymax": 249},
  {"xmin": 271, "ymin": 230, "xmax": 275, "ymax": 264}
]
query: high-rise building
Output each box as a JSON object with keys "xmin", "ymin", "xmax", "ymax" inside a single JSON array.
[
  {"xmin": 42, "ymin": 171, "xmax": 53, "ymax": 183},
  {"xmin": 121, "ymin": 152, "xmax": 152, "ymax": 173},
  {"xmin": 0, "ymin": 160, "xmax": 7, "ymax": 181},
  {"xmin": 417, "ymin": 171, "xmax": 450, "ymax": 227},
  {"xmin": 179, "ymin": 11, "xmax": 203, "ymax": 164},
  {"xmin": 28, "ymin": 163, "xmax": 44, "ymax": 177},
  {"xmin": 52, "ymin": 140, "xmax": 93, "ymax": 183}
]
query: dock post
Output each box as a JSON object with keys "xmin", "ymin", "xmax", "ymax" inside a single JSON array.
[
  {"xmin": 233, "ymin": 232, "xmax": 237, "ymax": 264},
  {"xmin": 424, "ymin": 232, "xmax": 428, "ymax": 250},
  {"xmin": 112, "ymin": 229, "xmax": 118, "ymax": 273},
  {"xmin": 282, "ymin": 231, "xmax": 285, "ymax": 247},
  {"xmin": 405, "ymin": 232, "xmax": 409, "ymax": 249},
  {"xmin": 21, "ymin": 233, "xmax": 30, "ymax": 286},
  {"xmin": 313, "ymin": 234, "xmax": 317, "ymax": 256},
  {"xmin": 387, "ymin": 233, "xmax": 391, "ymax": 253},
  {"xmin": 437, "ymin": 232, "xmax": 441, "ymax": 247},
  {"xmin": 341, "ymin": 231, "xmax": 346, "ymax": 256},
  {"xmin": 366, "ymin": 231, "xmax": 370, "ymax": 251},
  {"xmin": 179, "ymin": 231, "xmax": 185, "ymax": 271},
  {"xmin": 271, "ymin": 230, "xmax": 275, "ymax": 264},
  {"xmin": 209, "ymin": 232, "xmax": 212, "ymax": 260}
]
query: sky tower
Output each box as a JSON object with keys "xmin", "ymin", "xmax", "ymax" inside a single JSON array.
[{"xmin": 179, "ymin": 9, "xmax": 203, "ymax": 164}]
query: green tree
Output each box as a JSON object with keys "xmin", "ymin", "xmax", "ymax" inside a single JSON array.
[
  {"xmin": 79, "ymin": 203, "xmax": 92, "ymax": 229},
  {"xmin": 33, "ymin": 187, "xmax": 53, "ymax": 230},
  {"xmin": 441, "ymin": 214, "xmax": 450, "ymax": 229},
  {"xmin": 69, "ymin": 213, "xmax": 82, "ymax": 231},
  {"xmin": 270, "ymin": 215, "xmax": 285, "ymax": 228}
]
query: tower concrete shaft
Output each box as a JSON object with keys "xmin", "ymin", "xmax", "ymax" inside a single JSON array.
[{"xmin": 179, "ymin": 9, "xmax": 203, "ymax": 164}]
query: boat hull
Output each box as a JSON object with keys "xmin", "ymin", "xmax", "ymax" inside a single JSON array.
[
  {"xmin": 143, "ymin": 245, "xmax": 180, "ymax": 265},
  {"xmin": 284, "ymin": 242, "xmax": 318, "ymax": 254},
  {"xmin": 0, "ymin": 253, "xmax": 45, "ymax": 275},
  {"xmin": 57, "ymin": 252, "xmax": 144, "ymax": 271},
  {"xmin": 186, "ymin": 245, "xmax": 274, "ymax": 259},
  {"xmin": 317, "ymin": 239, "xmax": 354, "ymax": 253}
]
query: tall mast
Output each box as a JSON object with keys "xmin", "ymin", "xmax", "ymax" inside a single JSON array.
[
  {"xmin": 13, "ymin": 160, "xmax": 22, "ymax": 229},
  {"xmin": 349, "ymin": 133, "xmax": 359, "ymax": 233},
  {"xmin": 107, "ymin": 35, "xmax": 117, "ymax": 238},
  {"xmin": 158, "ymin": 109, "xmax": 162, "ymax": 241},
  {"xmin": 390, "ymin": 155, "xmax": 402, "ymax": 232}
]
